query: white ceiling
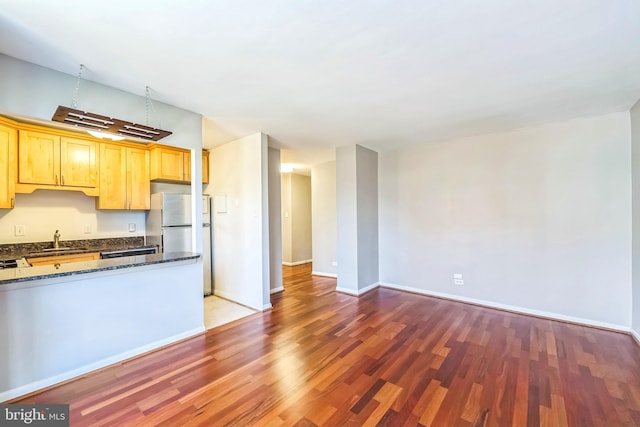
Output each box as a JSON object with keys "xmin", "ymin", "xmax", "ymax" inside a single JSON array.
[{"xmin": 1, "ymin": 0, "xmax": 640, "ymax": 165}]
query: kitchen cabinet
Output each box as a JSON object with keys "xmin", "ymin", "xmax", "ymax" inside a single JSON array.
[
  {"xmin": 183, "ymin": 151, "xmax": 191, "ymax": 181},
  {"xmin": 27, "ymin": 252, "xmax": 100, "ymax": 267},
  {"xmin": 149, "ymin": 144, "xmax": 209, "ymax": 184},
  {"xmin": 17, "ymin": 130, "xmax": 97, "ymax": 195},
  {"xmin": 150, "ymin": 145, "xmax": 187, "ymax": 183},
  {"xmin": 0, "ymin": 123, "xmax": 17, "ymax": 208},
  {"xmin": 202, "ymin": 150, "xmax": 210, "ymax": 184},
  {"xmin": 97, "ymin": 143, "xmax": 150, "ymax": 210}
]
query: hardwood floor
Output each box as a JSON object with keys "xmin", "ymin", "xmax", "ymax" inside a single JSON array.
[{"xmin": 11, "ymin": 264, "xmax": 640, "ymax": 426}]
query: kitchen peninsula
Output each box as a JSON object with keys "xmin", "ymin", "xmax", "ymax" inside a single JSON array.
[{"xmin": 0, "ymin": 248, "xmax": 204, "ymax": 401}]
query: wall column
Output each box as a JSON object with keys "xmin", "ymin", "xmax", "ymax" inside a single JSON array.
[{"xmin": 336, "ymin": 144, "xmax": 379, "ymax": 295}]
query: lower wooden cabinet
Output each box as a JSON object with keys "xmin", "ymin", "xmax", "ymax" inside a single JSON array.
[
  {"xmin": 97, "ymin": 143, "xmax": 150, "ymax": 210},
  {"xmin": 27, "ymin": 252, "xmax": 100, "ymax": 267}
]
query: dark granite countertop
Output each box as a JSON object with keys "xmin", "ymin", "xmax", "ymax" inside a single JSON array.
[
  {"xmin": 0, "ymin": 252, "xmax": 201, "ymax": 286},
  {"xmin": 0, "ymin": 237, "xmax": 155, "ymax": 260}
]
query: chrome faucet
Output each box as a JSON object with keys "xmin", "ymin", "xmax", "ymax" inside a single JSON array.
[{"xmin": 53, "ymin": 230, "xmax": 61, "ymax": 249}]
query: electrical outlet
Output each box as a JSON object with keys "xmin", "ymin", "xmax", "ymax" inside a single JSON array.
[
  {"xmin": 331, "ymin": 261, "xmax": 338, "ymax": 267},
  {"xmin": 83, "ymin": 224, "xmax": 92, "ymax": 234},
  {"xmin": 14, "ymin": 225, "xmax": 25, "ymax": 236},
  {"xmin": 454, "ymin": 279, "xmax": 464, "ymax": 285},
  {"xmin": 453, "ymin": 273, "xmax": 463, "ymax": 279},
  {"xmin": 128, "ymin": 223, "xmax": 136, "ymax": 232}
]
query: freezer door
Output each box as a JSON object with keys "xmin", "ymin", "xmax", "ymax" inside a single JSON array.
[
  {"xmin": 162, "ymin": 193, "xmax": 192, "ymax": 226},
  {"xmin": 162, "ymin": 226, "xmax": 193, "ymax": 253}
]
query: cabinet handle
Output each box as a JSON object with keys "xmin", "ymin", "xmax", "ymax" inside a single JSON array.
[
  {"xmin": 55, "ymin": 174, "xmax": 59, "ymax": 185},
  {"xmin": 10, "ymin": 198, "xmax": 14, "ymax": 208},
  {"xmin": 61, "ymin": 174, "xmax": 65, "ymax": 185}
]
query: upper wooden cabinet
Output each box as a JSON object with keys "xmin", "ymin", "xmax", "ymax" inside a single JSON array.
[
  {"xmin": 183, "ymin": 150, "xmax": 191, "ymax": 182},
  {"xmin": 97, "ymin": 143, "xmax": 150, "ymax": 210},
  {"xmin": 127, "ymin": 147, "xmax": 151, "ymax": 210},
  {"xmin": 60, "ymin": 137, "xmax": 98, "ymax": 188},
  {"xmin": 202, "ymin": 151, "xmax": 210, "ymax": 184},
  {"xmin": 17, "ymin": 130, "xmax": 98, "ymax": 195},
  {"xmin": 0, "ymin": 123, "xmax": 17, "ymax": 209},
  {"xmin": 150, "ymin": 145, "xmax": 186, "ymax": 183},
  {"xmin": 150, "ymin": 144, "xmax": 209, "ymax": 184},
  {"xmin": 17, "ymin": 130, "xmax": 59, "ymax": 186}
]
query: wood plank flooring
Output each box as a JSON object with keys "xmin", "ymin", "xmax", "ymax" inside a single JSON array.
[{"xmin": 10, "ymin": 264, "xmax": 640, "ymax": 426}]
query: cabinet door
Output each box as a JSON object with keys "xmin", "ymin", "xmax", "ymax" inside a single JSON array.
[
  {"xmin": 152, "ymin": 148, "xmax": 183, "ymax": 181},
  {"xmin": 183, "ymin": 151, "xmax": 191, "ymax": 182},
  {"xmin": 97, "ymin": 143, "xmax": 127, "ymax": 209},
  {"xmin": 127, "ymin": 147, "xmax": 150, "ymax": 210},
  {"xmin": 27, "ymin": 252, "xmax": 100, "ymax": 266},
  {"xmin": 202, "ymin": 151, "xmax": 209, "ymax": 184},
  {"xmin": 60, "ymin": 137, "xmax": 97, "ymax": 188},
  {"xmin": 18, "ymin": 130, "xmax": 60, "ymax": 185},
  {"xmin": 0, "ymin": 124, "xmax": 16, "ymax": 208}
]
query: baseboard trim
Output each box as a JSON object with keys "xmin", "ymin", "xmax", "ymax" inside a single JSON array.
[
  {"xmin": 270, "ymin": 286, "xmax": 284, "ymax": 294},
  {"xmin": 262, "ymin": 303, "xmax": 273, "ymax": 311},
  {"xmin": 312, "ymin": 271, "xmax": 337, "ymax": 278},
  {"xmin": 631, "ymin": 329, "xmax": 640, "ymax": 347},
  {"xmin": 214, "ymin": 290, "xmax": 261, "ymax": 311},
  {"xmin": 336, "ymin": 282, "xmax": 380, "ymax": 296},
  {"xmin": 379, "ymin": 282, "xmax": 630, "ymax": 333},
  {"xmin": 282, "ymin": 259, "xmax": 312, "ymax": 266},
  {"xmin": 1, "ymin": 326, "xmax": 205, "ymax": 403}
]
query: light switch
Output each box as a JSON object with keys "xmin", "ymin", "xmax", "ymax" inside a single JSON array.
[
  {"xmin": 128, "ymin": 223, "xmax": 136, "ymax": 232},
  {"xmin": 14, "ymin": 225, "xmax": 25, "ymax": 236}
]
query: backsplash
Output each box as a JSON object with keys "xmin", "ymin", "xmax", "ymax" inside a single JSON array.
[{"xmin": 0, "ymin": 191, "xmax": 145, "ymax": 244}]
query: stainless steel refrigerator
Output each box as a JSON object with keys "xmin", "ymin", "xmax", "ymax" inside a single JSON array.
[{"xmin": 146, "ymin": 192, "xmax": 212, "ymax": 295}]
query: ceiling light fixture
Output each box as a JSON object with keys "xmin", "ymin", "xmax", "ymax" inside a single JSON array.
[
  {"xmin": 51, "ymin": 64, "xmax": 172, "ymax": 142},
  {"xmin": 86, "ymin": 130, "xmax": 125, "ymax": 141}
]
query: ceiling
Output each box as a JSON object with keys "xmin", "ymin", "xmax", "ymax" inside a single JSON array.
[{"xmin": 1, "ymin": 0, "xmax": 640, "ymax": 166}]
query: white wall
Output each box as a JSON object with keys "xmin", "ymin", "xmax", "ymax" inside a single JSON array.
[
  {"xmin": 0, "ymin": 54, "xmax": 203, "ymax": 249},
  {"xmin": 281, "ymin": 173, "xmax": 312, "ymax": 265},
  {"xmin": 379, "ymin": 112, "xmax": 632, "ymax": 329},
  {"xmin": 311, "ymin": 160, "xmax": 337, "ymax": 276},
  {"xmin": 208, "ymin": 133, "xmax": 271, "ymax": 310},
  {"xmin": 260, "ymin": 134, "xmax": 271, "ymax": 309},
  {"xmin": 281, "ymin": 173, "xmax": 292, "ymax": 263},
  {"xmin": 631, "ymin": 99, "xmax": 640, "ymax": 339},
  {"xmin": 291, "ymin": 174, "xmax": 312, "ymax": 263},
  {"xmin": 268, "ymin": 147, "xmax": 283, "ymax": 293}
]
